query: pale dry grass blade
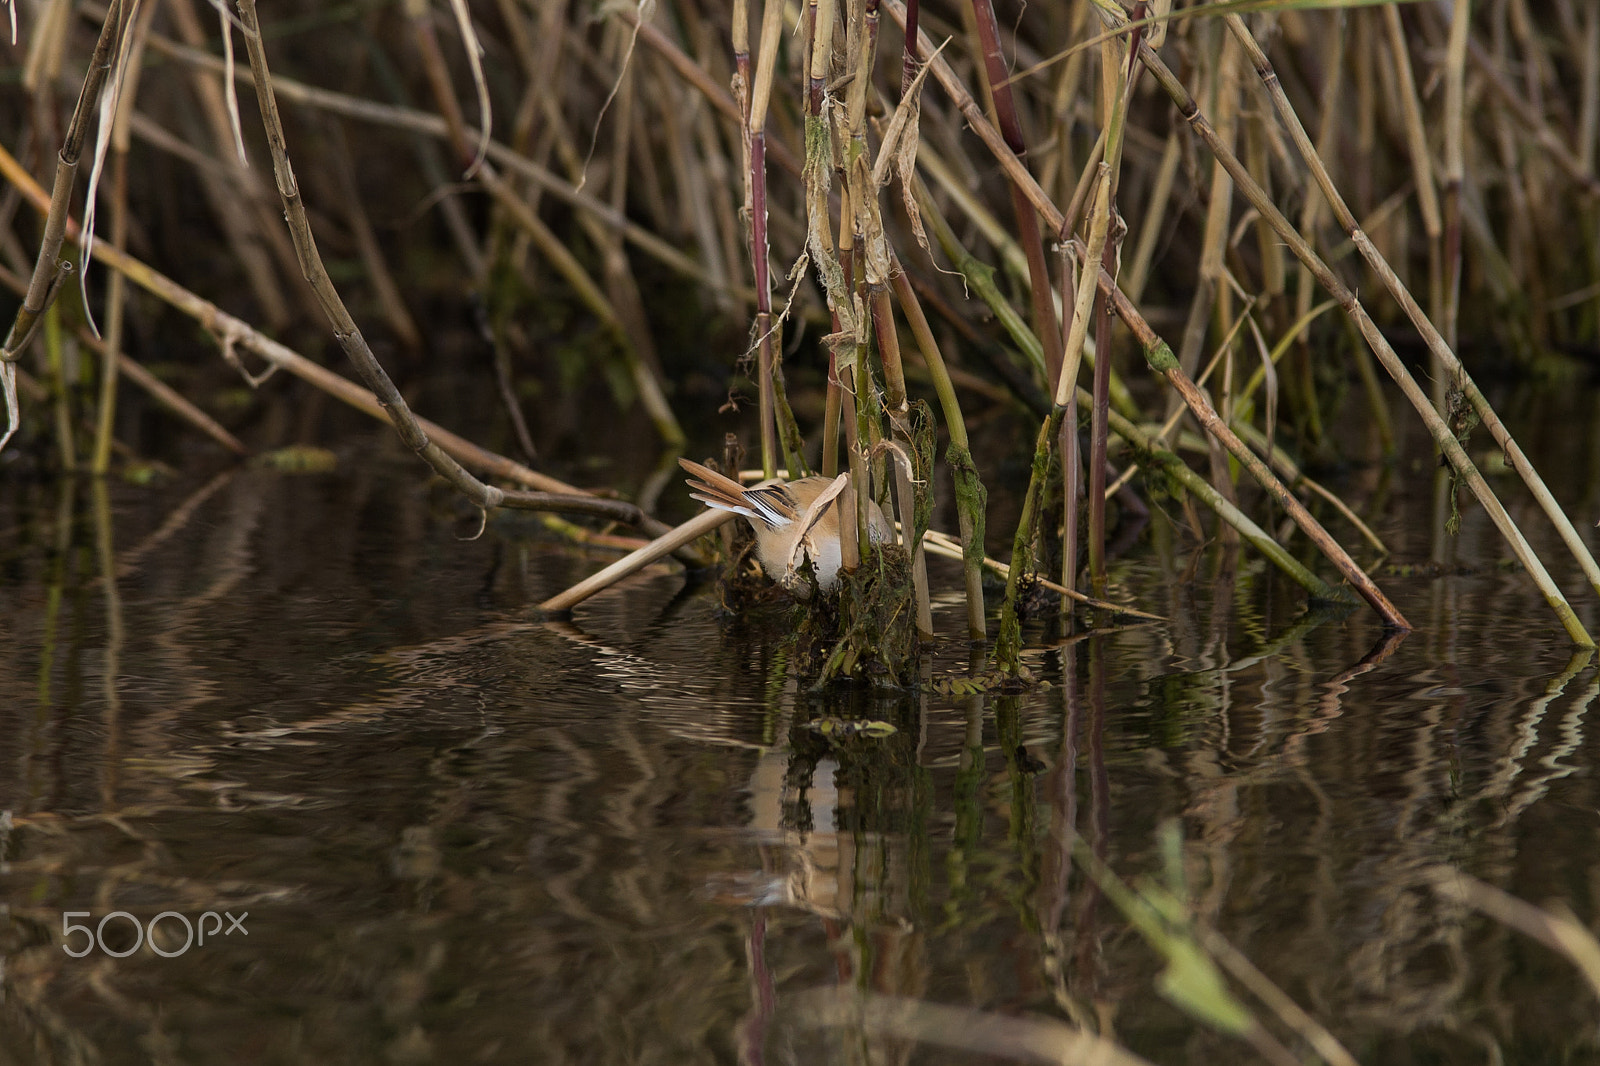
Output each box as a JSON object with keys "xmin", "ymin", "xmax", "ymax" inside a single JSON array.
[
  {"xmin": 444, "ymin": 0, "xmax": 491, "ymax": 176},
  {"xmin": 79, "ymin": 0, "xmax": 144, "ymax": 339}
]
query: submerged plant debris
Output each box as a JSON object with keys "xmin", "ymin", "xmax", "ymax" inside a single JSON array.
[{"xmin": 793, "ymin": 542, "xmax": 921, "ymax": 687}]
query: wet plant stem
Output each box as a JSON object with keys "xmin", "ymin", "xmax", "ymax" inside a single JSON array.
[
  {"xmin": 1062, "ymin": 167, "xmax": 1113, "ymax": 605},
  {"xmin": 891, "ymin": 264, "xmax": 986, "ymax": 638},
  {"xmin": 44, "ymin": 307, "xmax": 76, "ymax": 470},
  {"xmin": 1086, "ymin": 27, "xmax": 1134, "ymax": 595},
  {"xmin": 995, "ymin": 407, "xmax": 1066, "ymax": 675},
  {"xmin": 871, "ymin": 284, "xmax": 932, "ymax": 635}
]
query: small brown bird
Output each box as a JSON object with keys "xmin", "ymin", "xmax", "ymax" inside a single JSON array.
[{"xmin": 679, "ymin": 457, "xmax": 893, "ymax": 594}]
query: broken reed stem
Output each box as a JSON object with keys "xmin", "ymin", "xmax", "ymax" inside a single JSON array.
[
  {"xmin": 3, "ymin": 0, "xmax": 125, "ymax": 363},
  {"xmin": 899, "ymin": 0, "xmax": 921, "ymax": 93},
  {"xmin": 540, "ymin": 509, "xmax": 732, "ymax": 614}
]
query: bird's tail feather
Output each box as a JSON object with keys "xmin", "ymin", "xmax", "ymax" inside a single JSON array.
[{"xmin": 679, "ymin": 458, "xmax": 769, "ymax": 527}]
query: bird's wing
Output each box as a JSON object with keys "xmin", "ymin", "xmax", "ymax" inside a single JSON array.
[{"xmin": 782, "ymin": 474, "xmax": 851, "ymax": 573}]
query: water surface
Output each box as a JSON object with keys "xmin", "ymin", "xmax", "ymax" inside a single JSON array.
[{"xmin": 3, "ymin": 388, "xmax": 1600, "ymax": 1065}]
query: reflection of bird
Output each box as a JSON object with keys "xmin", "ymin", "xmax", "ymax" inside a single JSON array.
[
  {"xmin": 1014, "ymin": 745, "xmax": 1048, "ymax": 774},
  {"xmin": 679, "ymin": 458, "xmax": 893, "ymax": 594}
]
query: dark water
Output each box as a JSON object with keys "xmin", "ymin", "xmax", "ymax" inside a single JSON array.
[{"xmin": 4, "ymin": 387, "xmax": 1600, "ymax": 1065}]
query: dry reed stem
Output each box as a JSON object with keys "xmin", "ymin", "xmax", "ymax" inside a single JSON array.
[
  {"xmin": 1441, "ymin": 0, "xmax": 1469, "ymax": 353},
  {"xmin": 1468, "ymin": 36, "xmax": 1600, "ymax": 198},
  {"xmin": 231, "ymin": 0, "xmax": 525, "ymax": 516},
  {"xmin": 1086, "ymin": 23, "xmax": 1138, "ymax": 594},
  {"xmin": 1123, "ymin": 130, "xmax": 1179, "ymax": 304},
  {"xmin": 742, "ymin": 0, "xmax": 787, "ymax": 478},
  {"xmin": 1218, "ymin": 13, "xmax": 1599, "ymax": 603},
  {"xmin": 166, "ymin": 0, "xmax": 295, "ymax": 330},
  {"xmin": 1110, "ymin": 283, "xmax": 1408, "ymax": 629},
  {"xmin": 1581, "ymin": 4, "xmax": 1600, "ymax": 175},
  {"xmin": 920, "ymin": 528, "xmax": 1162, "ymax": 622},
  {"xmin": 142, "ymin": 31, "xmax": 743, "ymax": 301},
  {"xmin": 2, "ymin": 0, "xmax": 124, "ymax": 363},
  {"xmin": 0, "ymin": 138, "xmax": 638, "ymax": 507},
  {"xmin": 620, "ymin": 10, "xmax": 802, "ymax": 179},
  {"xmin": 539, "ymin": 509, "xmax": 733, "ymax": 614},
  {"xmin": 1109, "ymin": 19, "xmax": 1593, "ymax": 645},
  {"xmin": 1061, "ymin": 167, "xmax": 1111, "ymax": 602},
  {"xmin": 969, "ymin": 0, "xmax": 1063, "ymax": 388},
  {"xmin": 91, "ymin": 146, "xmax": 126, "ymax": 473},
  {"xmin": 892, "ymin": 1, "xmax": 1374, "ymax": 619},
  {"xmin": 93, "ymin": 0, "xmax": 156, "ymax": 473},
  {"xmin": 1429, "ymin": 866, "xmax": 1600, "ymax": 1004}
]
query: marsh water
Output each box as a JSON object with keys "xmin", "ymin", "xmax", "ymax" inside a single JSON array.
[{"xmin": 3, "ymin": 382, "xmax": 1600, "ymax": 1065}]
